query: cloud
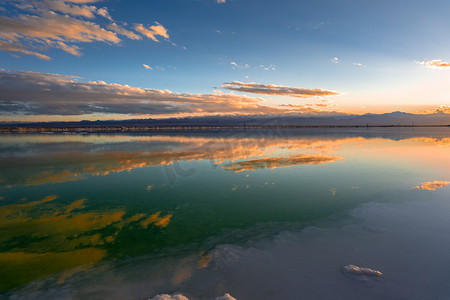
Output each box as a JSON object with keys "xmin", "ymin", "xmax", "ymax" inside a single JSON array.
[
  {"xmin": 134, "ymin": 22, "xmax": 169, "ymax": 42},
  {"xmin": 142, "ymin": 64, "xmax": 165, "ymax": 71},
  {"xmin": 143, "ymin": 64, "xmax": 153, "ymax": 70},
  {"xmin": 96, "ymin": 7, "xmax": 113, "ymax": 21},
  {"xmin": 0, "ymin": 40, "xmax": 51, "ymax": 60},
  {"xmin": 331, "ymin": 57, "xmax": 339, "ymax": 64},
  {"xmin": 0, "ymin": 69, "xmax": 328, "ymax": 116},
  {"xmin": 353, "ymin": 62, "xmax": 365, "ymax": 67},
  {"xmin": 231, "ymin": 61, "xmax": 249, "ymax": 69},
  {"xmin": 0, "ymin": 0, "xmax": 169, "ymax": 59},
  {"xmin": 0, "ymin": 10, "xmax": 116, "ymax": 57},
  {"xmin": 259, "ymin": 64, "xmax": 276, "ymax": 71},
  {"xmin": 277, "ymin": 103, "xmax": 337, "ymax": 114},
  {"xmin": 216, "ymin": 0, "xmax": 226, "ymax": 3},
  {"xmin": 434, "ymin": 105, "xmax": 450, "ymax": 114},
  {"xmin": 221, "ymin": 81, "xmax": 339, "ymax": 98},
  {"xmin": 413, "ymin": 181, "xmax": 450, "ymax": 191},
  {"xmin": 44, "ymin": 0, "xmax": 98, "ymax": 18},
  {"xmin": 423, "ymin": 105, "xmax": 450, "ymax": 114},
  {"xmin": 107, "ymin": 22, "xmax": 141, "ymax": 40},
  {"xmin": 418, "ymin": 59, "xmax": 450, "ymax": 68}
]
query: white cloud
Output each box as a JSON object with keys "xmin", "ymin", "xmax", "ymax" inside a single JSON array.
[
  {"xmin": 231, "ymin": 61, "xmax": 249, "ymax": 70},
  {"xmin": 259, "ymin": 64, "xmax": 276, "ymax": 71},
  {"xmin": 143, "ymin": 64, "xmax": 166, "ymax": 71},
  {"xmin": 353, "ymin": 62, "xmax": 366, "ymax": 67}
]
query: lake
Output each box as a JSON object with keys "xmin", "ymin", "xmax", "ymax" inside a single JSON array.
[{"xmin": 0, "ymin": 127, "xmax": 449, "ymax": 299}]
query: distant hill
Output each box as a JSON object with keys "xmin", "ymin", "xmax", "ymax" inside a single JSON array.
[{"xmin": 1, "ymin": 112, "xmax": 449, "ymax": 128}]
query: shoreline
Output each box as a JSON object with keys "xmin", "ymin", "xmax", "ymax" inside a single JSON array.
[{"xmin": 0, "ymin": 124, "xmax": 449, "ymax": 133}]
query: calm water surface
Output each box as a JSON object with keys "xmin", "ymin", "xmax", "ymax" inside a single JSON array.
[{"xmin": 0, "ymin": 128, "xmax": 449, "ymax": 299}]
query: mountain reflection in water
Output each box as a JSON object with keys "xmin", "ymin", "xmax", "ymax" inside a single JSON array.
[{"xmin": 0, "ymin": 128, "xmax": 448, "ymax": 295}]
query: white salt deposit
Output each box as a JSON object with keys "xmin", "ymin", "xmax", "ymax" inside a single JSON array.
[
  {"xmin": 215, "ymin": 293, "xmax": 237, "ymax": 300},
  {"xmin": 149, "ymin": 294, "xmax": 188, "ymax": 300},
  {"xmin": 148, "ymin": 293, "xmax": 237, "ymax": 300}
]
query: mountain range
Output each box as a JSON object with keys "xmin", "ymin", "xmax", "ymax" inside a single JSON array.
[{"xmin": 1, "ymin": 112, "xmax": 449, "ymax": 128}]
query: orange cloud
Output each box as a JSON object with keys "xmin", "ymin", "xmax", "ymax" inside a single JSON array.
[
  {"xmin": 45, "ymin": 0, "xmax": 98, "ymax": 18},
  {"xmin": 143, "ymin": 63, "xmax": 153, "ymax": 70},
  {"xmin": 221, "ymin": 81, "xmax": 339, "ymax": 98},
  {"xmin": 433, "ymin": 105, "xmax": 450, "ymax": 114},
  {"xmin": 418, "ymin": 59, "xmax": 450, "ymax": 68},
  {"xmin": 0, "ymin": 69, "xmax": 340, "ymax": 116},
  {"xmin": 107, "ymin": 22, "xmax": 141, "ymax": 40},
  {"xmin": 413, "ymin": 181, "xmax": 450, "ymax": 191},
  {"xmin": 0, "ymin": 40, "xmax": 51, "ymax": 60},
  {"xmin": 96, "ymin": 7, "xmax": 113, "ymax": 21},
  {"xmin": 0, "ymin": 12, "xmax": 120, "ymax": 55},
  {"xmin": 0, "ymin": 0, "xmax": 168, "ymax": 58},
  {"xmin": 134, "ymin": 22, "xmax": 169, "ymax": 42}
]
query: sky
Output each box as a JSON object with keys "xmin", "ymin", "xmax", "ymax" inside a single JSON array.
[{"xmin": 0, "ymin": 0, "xmax": 449, "ymax": 122}]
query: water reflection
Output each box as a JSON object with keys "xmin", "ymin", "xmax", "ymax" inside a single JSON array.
[
  {"xmin": 222, "ymin": 154, "xmax": 343, "ymax": 172},
  {"xmin": 414, "ymin": 181, "xmax": 450, "ymax": 191},
  {"xmin": 0, "ymin": 134, "xmax": 359, "ymax": 187},
  {"xmin": 4, "ymin": 131, "xmax": 449, "ymax": 187},
  {"xmin": 0, "ymin": 193, "xmax": 173, "ymax": 291},
  {"xmin": 0, "ymin": 128, "xmax": 449, "ymax": 293}
]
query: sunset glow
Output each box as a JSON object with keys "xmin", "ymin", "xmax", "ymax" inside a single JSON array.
[
  {"xmin": 1, "ymin": 1, "xmax": 450, "ymax": 299},
  {"xmin": 0, "ymin": 0, "xmax": 449, "ymax": 123}
]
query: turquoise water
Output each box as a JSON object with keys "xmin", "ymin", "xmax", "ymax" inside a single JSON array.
[{"xmin": 0, "ymin": 128, "xmax": 449, "ymax": 299}]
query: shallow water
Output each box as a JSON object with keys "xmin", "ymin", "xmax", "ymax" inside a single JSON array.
[{"xmin": 0, "ymin": 128, "xmax": 449, "ymax": 299}]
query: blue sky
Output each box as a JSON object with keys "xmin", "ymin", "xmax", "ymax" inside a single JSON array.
[{"xmin": 0, "ymin": 0, "xmax": 449, "ymax": 121}]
